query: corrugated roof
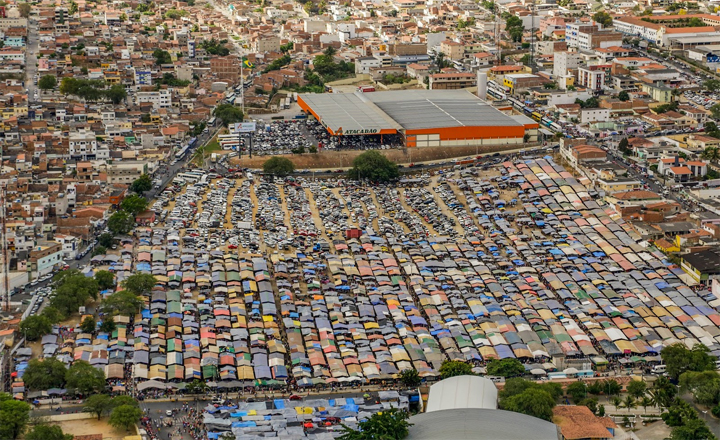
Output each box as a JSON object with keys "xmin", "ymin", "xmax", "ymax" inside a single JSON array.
[
  {"xmin": 366, "ymin": 89, "xmax": 523, "ymax": 130},
  {"xmin": 426, "ymin": 375, "xmax": 497, "ymax": 412},
  {"xmin": 298, "ymin": 92, "xmax": 398, "ymax": 133},
  {"xmin": 407, "ymin": 408, "xmax": 561, "ymax": 440}
]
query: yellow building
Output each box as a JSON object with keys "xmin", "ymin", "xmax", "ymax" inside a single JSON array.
[{"xmin": 641, "ymin": 84, "xmax": 673, "ymax": 103}]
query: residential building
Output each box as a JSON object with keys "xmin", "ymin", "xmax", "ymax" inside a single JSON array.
[{"xmin": 429, "ymin": 72, "xmax": 476, "ymax": 90}]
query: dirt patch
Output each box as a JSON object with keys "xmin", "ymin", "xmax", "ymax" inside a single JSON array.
[
  {"xmin": 231, "ymin": 143, "xmax": 535, "ymax": 170},
  {"xmin": 52, "ymin": 417, "xmax": 129, "ymax": 440}
]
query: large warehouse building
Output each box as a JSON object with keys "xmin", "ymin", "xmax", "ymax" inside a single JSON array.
[{"xmin": 298, "ymin": 89, "xmax": 538, "ymax": 148}]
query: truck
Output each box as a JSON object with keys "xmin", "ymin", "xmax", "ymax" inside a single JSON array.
[{"xmin": 358, "ymin": 86, "xmax": 375, "ymax": 93}]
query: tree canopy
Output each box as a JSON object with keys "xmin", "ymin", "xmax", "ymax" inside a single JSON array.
[
  {"xmin": 0, "ymin": 393, "xmax": 31, "ymax": 439},
  {"xmin": 23, "ymin": 357, "xmax": 67, "ymax": 391},
  {"xmin": 486, "ymin": 358, "xmax": 525, "ymax": 378},
  {"xmin": 438, "ymin": 360, "xmax": 473, "ymax": 379},
  {"xmin": 20, "ymin": 315, "xmax": 52, "ymax": 341},
  {"xmin": 347, "ymin": 150, "xmax": 399, "ymax": 183},
  {"xmin": 80, "ymin": 316, "xmax": 96, "ymax": 333},
  {"xmin": 661, "ymin": 343, "xmax": 717, "ymax": 381},
  {"xmin": 24, "ymin": 424, "xmax": 73, "ymax": 440},
  {"xmin": 50, "ymin": 269, "xmax": 99, "ymax": 316},
  {"xmin": 121, "ymin": 273, "xmax": 157, "ymax": 296},
  {"xmin": 501, "ymin": 387, "xmax": 556, "ymax": 421},
  {"xmin": 153, "ymin": 48, "xmax": 172, "ymax": 65},
  {"xmin": 101, "ymin": 290, "xmax": 144, "ymax": 316},
  {"xmin": 120, "ymin": 194, "xmax": 149, "ymax": 216},
  {"xmin": 399, "ymin": 369, "xmax": 421, "ymax": 387},
  {"xmin": 592, "ymin": 11, "xmax": 613, "ymax": 27},
  {"xmin": 95, "ymin": 270, "xmax": 116, "ymax": 290},
  {"xmin": 263, "ymin": 157, "xmax": 295, "ymax": 177},
  {"xmin": 505, "ymin": 15, "xmax": 524, "ymax": 42},
  {"xmin": 38, "ymin": 75, "xmax": 57, "ymax": 91},
  {"xmin": 626, "ymin": 379, "xmax": 647, "ymax": 400},
  {"xmin": 130, "ymin": 174, "xmax": 153, "ymax": 193},
  {"xmin": 337, "ymin": 408, "xmax": 411, "ymax": 440},
  {"xmin": 618, "ymin": 90, "xmax": 630, "ymax": 102},
  {"xmin": 213, "ymin": 104, "xmax": 244, "ymax": 126},
  {"xmin": 66, "ymin": 360, "xmax": 107, "ymax": 395},
  {"xmin": 679, "ymin": 370, "xmax": 720, "ymax": 407},
  {"xmin": 98, "ymin": 233, "xmax": 116, "ymax": 248},
  {"xmin": 107, "ymin": 210, "xmax": 134, "ymax": 235},
  {"xmin": 109, "ymin": 404, "xmax": 143, "ymax": 431},
  {"xmin": 84, "ymin": 394, "xmax": 113, "ymax": 420}
]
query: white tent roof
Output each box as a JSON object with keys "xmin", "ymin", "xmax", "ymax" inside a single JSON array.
[{"xmin": 426, "ymin": 375, "xmax": 498, "ymax": 413}]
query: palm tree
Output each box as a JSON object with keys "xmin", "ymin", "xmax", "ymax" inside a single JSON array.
[
  {"xmin": 611, "ymin": 396, "xmax": 622, "ymax": 410},
  {"xmin": 623, "ymin": 395, "xmax": 636, "ymax": 413},
  {"xmin": 640, "ymin": 396, "xmax": 653, "ymax": 414},
  {"xmin": 700, "ymin": 146, "xmax": 720, "ymax": 162}
]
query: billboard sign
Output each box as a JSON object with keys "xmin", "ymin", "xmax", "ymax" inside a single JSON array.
[{"xmin": 232, "ymin": 122, "xmax": 257, "ymax": 133}]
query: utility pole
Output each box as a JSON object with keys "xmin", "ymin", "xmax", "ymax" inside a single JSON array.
[{"xmin": 529, "ymin": 3, "xmax": 535, "ymax": 68}]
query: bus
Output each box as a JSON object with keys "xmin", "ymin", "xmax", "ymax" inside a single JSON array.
[
  {"xmin": 531, "ymin": 111, "xmax": 543, "ymax": 122},
  {"xmin": 175, "ymin": 145, "xmax": 190, "ymax": 159},
  {"xmin": 208, "ymin": 117, "xmax": 217, "ymax": 127},
  {"xmin": 177, "ymin": 172, "xmax": 201, "ymax": 183}
]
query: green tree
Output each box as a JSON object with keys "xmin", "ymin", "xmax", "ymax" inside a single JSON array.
[
  {"xmin": 565, "ymin": 381, "xmax": 588, "ymax": 403},
  {"xmin": 22, "ymin": 357, "xmax": 68, "ymax": 391},
  {"xmin": 152, "ymin": 48, "xmax": 172, "ymax": 65},
  {"xmin": 25, "ymin": 424, "xmax": 73, "ymax": 440},
  {"xmin": 101, "ymin": 290, "xmax": 144, "ymax": 316},
  {"xmin": 680, "ymin": 370, "xmax": 720, "ymax": 406},
  {"xmin": 661, "ymin": 344, "xmax": 717, "ymax": 381},
  {"xmin": 501, "ymin": 388, "xmax": 556, "ymax": 421},
  {"xmin": 499, "ymin": 378, "xmax": 562, "ymax": 401},
  {"xmin": 185, "ymin": 380, "xmax": 209, "ymax": 395},
  {"xmin": 121, "ymin": 273, "xmax": 157, "ymax": 296},
  {"xmin": 38, "ymin": 75, "xmax": 57, "ymax": 91},
  {"xmin": 84, "ymin": 394, "xmax": 113, "ymax": 420},
  {"xmin": 649, "ymin": 375, "xmax": 678, "ymax": 409},
  {"xmin": 704, "ymin": 79, "xmax": 720, "ymax": 92},
  {"xmin": 95, "ymin": 270, "xmax": 116, "ymax": 290},
  {"xmin": 104, "ymin": 84, "xmax": 127, "ymax": 104},
  {"xmin": 618, "ymin": 90, "xmax": 630, "ymax": 101},
  {"xmin": 120, "ymin": 194, "xmax": 148, "ymax": 215},
  {"xmin": 140, "ymin": 113, "xmax": 151, "ymax": 123},
  {"xmin": 640, "ymin": 396, "xmax": 654, "ymax": 413},
  {"xmin": 433, "ymin": 52, "xmax": 452, "ymax": 69},
  {"xmin": 109, "ymin": 404, "xmax": 143, "ymax": 431},
  {"xmin": 50, "ymin": 271, "xmax": 99, "ymax": 316},
  {"xmin": 687, "ymin": 17, "xmax": 705, "ymax": 27},
  {"xmin": 348, "ymin": 150, "xmax": 399, "ymax": 183},
  {"xmin": 587, "ymin": 381, "xmax": 603, "ymax": 396},
  {"xmin": 337, "ymin": 408, "xmax": 411, "ymax": 440},
  {"xmin": 80, "ymin": 316, "xmax": 96, "ymax": 333},
  {"xmin": 91, "ymin": 245, "xmax": 107, "ymax": 257},
  {"xmin": 626, "ymin": 379, "xmax": 647, "ymax": 399},
  {"xmin": 623, "ymin": 395, "xmax": 636, "ymax": 412},
  {"xmin": 399, "ymin": 369, "xmax": 421, "ymax": 387},
  {"xmin": 100, "ymin": 317, "xmax": 117, "ymax": 333},
  {"xmin": 578, "ymin": 397, "xmax": 599, "ymax": 414},
  {"xmin": 41, "ymin": 306, "xmax": 65, "ymax": 324},
  {"xmin": 130, "ymin": 174, "xmax": 152, "ymax": 193},
  {"xmin": 592, "ymin": 11, "xmax": 613, "ymax": 27},
  {"xmin": 618, "ymin": 137, "xmax": 631, "ymax": 155},
  {"xmin": 710, "ymin": 103, "xmax": 720, "ymax": 120},
  {"xmin": 111, "ymin": 395, "xmax": 139, "ymax": 408},
  {"xmin": 66, "ymin": 360, "xmax": 106, "ymax": 395},
  {"xmin": 669, "ymin": 419, "xmax": 717, "ymax": 440},
  {"xmin": 505, "ymin": 15, "xmax": 524, "ymax": 42},
  {"xmin": 486, "ymin": 358, "xmax": 525, "ymax": 378},
  {"xmin": 262, "ymin": 157, "xmax": 295, "ymax": 177},
  {"xmin": 438, "ymin": 360, "xmax": 473, "ymax": 379},
  {"xmin": 0, "ymin": 394, "xmax": 31, "ymax": 439},
  {"xmin": 603, "ymin": 379, "xmax": 622, "ymax": 397},
  {"xmin": 98, "ymin": 233, "xmax": 116, "ymax": 248},
  {"xmin": 107, "ymin": 211, "xmax": 134, "ymax": 235},
  {"xmin": 213, "ymin": 103, "xmax": 244, "ymax": 126},
  {"xmin": 18, "ymin": 2, "xmax": 31, "ymax": 17},
  {"xmin": 19, "ymin": 315, "xmax": 52, "ymax": 341},
  {"xmin": 662, "ymin": 398, "xmax": 699, "ymax": 427},
  {"xmin": 701, "ymin": 146, "xmax": 720, "ymax": 161}
]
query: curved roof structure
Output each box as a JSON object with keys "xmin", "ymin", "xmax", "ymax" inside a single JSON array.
[
  {"xmin": 407, "ymin": 409, "xmax": 561, "ymax": 440},
  {"xmin": 426, "ymin": 375, "xmax": 497, "ymax": 412}
]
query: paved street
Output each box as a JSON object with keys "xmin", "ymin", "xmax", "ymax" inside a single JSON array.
[{"xmin": 26, "ymin": 19, "xmax": 39, "ymax": 101}]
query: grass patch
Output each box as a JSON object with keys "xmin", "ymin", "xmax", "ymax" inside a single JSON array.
[{"xmin": 192, "ymin": 139, "xmax": 221, "ymax": 166}]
